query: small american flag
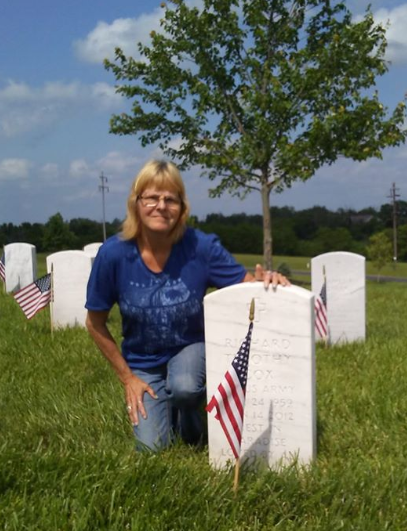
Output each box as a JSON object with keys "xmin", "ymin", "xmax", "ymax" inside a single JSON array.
[
  {"xmin": 0, "ymin": 253, "xmax": 5, "ymax": 283},
  {"xmin": 14, "ymin": 273, "xmax": 52, "ymax": 319},
  {"xmin": 206, "ymin": 321, "xmax": 253, "ymax": 459},
  {"xmin": 315, "ymin": 279, "xmax": 328, "ymax": 341}
]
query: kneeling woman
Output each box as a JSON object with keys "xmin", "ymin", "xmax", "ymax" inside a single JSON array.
[{"xmin": 85, "ymin": 160, "xmax": 288, "ymax": 451}]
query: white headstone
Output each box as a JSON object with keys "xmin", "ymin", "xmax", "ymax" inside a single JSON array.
[
  {"xmin": 204, "ymin": 283, "xmax": 316, "ymax": 469},
  {"xmin": 311, "ymin": 252, "xmax": 366, "ymax": 344},
  {"xmin": 83, "ymin": 242, "xmax": 103, "ymax": 259},
  {"xmin": 46, "ymin": 251, "xmax": 93, "ymax": 328},
  {"xmin": 4, "ymin": 243, "xmax": 37, "ymax": 293}
]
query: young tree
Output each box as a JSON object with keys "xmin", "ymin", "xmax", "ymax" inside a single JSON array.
[
  {"xmin": 105, "ymin": 0, "xmax": 406, "ymax": 268},
  {"xmin": 367, "ymin": 231, "xmax": 392, "ymax": 281},
  {"xmin": 42, "ymin": 213, "xmax": 77, "ymax": 252}
]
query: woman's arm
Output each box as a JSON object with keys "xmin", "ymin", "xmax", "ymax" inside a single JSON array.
[{"xmin": 86, "ymin": 310, "xmax": 157, "ymax": 425}]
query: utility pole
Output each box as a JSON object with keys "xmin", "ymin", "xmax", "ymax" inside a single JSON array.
[
  {"xmin": 99, "ymin": 172, "xmax": 109, "ymax": 241},
  {"xmin": 387, "ymin": 182, "xmax": 400, "ymax": 264}
]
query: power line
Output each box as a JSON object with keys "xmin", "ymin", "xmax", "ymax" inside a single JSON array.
[{"xmin": 99, "ymin": 172, "xmax": 109, "ymax": 241}]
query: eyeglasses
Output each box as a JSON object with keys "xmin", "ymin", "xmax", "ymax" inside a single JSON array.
[{"xmin": 138, "ymin": 194, "xmax": 182, "ymax": 209}]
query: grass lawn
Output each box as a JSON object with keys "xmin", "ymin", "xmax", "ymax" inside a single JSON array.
[
  {"xmin": 234, "ymin": 253, "xmax": 407, "ymax": 280},
  {"xmin": 1, "ymin": 274, "xmax": 407, "ymax": 529},
  {"xmin": 37, "ymin": 252, "xmax": 407, "ymax": 280}
]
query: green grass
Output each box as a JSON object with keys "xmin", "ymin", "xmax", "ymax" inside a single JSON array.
[
  {"xmin": 1, "ymin": 280, "xmax": 407, "ymax": 529},
  {"xmin": 234, "ymin": 253, "xmax": 407, "ymax": 280},
  {"xmin": 37, "ymin": 252, "xmax": 407, "ymax": 280}
]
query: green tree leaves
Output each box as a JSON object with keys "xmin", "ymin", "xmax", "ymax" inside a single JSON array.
[
  {"xmin": 42, "ymin": 213, "xmax": 77, "ymax": 252},
  {"xmin": 105, "ymin": 0, "xmax": 407, "ymax": 268},
  {"xmin": 367, "ymin": 231, "xmax": 393, "ymax": 280}
]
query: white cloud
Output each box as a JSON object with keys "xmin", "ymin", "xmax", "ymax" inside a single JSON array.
[
  {"xmin": 40, "ymin": 163, "xmax": 60, "ymax": 180},
  {"xmin": 69, "ymin": 159, "xmax": 95, "ymax": 179},
  {"xmin": 372, "ymin": 4, "xmax": 407, "ymax": 64},
  {"xmin": 0, "ymin": 80, "xmax": 122, "ymax": 138},
  {"xmin": 0, "ymin": 158, "xmax": 31, "ymax": 180},
  {"xmin": 73, "ymin": 13, "xmax": 162, "ymax": 64},
  {"xmin": 73, "ymin": 1, "xmax": 205, "ymax": 65},
  {"xmin": 91, "ymin": 82, "xmax": 123, "ymax": 110},
  {"xmin": 62, "ymin": 189, "xmax": 100, "ymax": 204},
  {"xmin": 96, "ymin": 150, "xmax": 141, "ymax": 176},
  {"xmin": 0, "ymin": 80, "xmax": 81, "ymax": 104},
  {"xmin": 73, "ymin": 2, "xmax": 407, "ymax": 68},
  {"xmin": 0, "ymin": 81, "xmax": 33, "ymax": 101},
  {"xmin": 67, "ymin": 151, "xmax": 142, "ymax": 189}
]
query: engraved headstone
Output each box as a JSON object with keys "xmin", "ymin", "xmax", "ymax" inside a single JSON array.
[
  {"xmin": 204, "ymin": 283, "xmax": 316, "ymax": 469},
  {"xmin": 46, "ymin": 251, "xmax": 93, "ymax": 328},
  {"xmin": 311, "ymin": 252, "xmax": 366, "ymax": 344},
  {"xmin": 83, "ymin": 242, "xmax": 103, "ymax": 259},
  {"xmin": 4, "ymin": 243, "xmax": 37, "ymax": 293}
]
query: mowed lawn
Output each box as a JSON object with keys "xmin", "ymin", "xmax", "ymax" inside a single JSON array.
[
  {"xmin": 1, "ymin": 274, "xmax": 407, "ymax": 529},
  {"xmin": 36, "ymin": 252, "xmax": 407, "ymax": 279},
  {"xmin": 234, "ymin": 254, "xmax": 407, "ymax": 279}
]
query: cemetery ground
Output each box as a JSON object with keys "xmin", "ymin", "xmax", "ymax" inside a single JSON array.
[{"xmin": 1, "ymin": 256, "xmax": 407, "ymax": 530}]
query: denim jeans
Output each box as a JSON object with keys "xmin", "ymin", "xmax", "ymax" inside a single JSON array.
[{"xmin": 131, "ymin": 342, "xmax": 206, "ymax": 451}]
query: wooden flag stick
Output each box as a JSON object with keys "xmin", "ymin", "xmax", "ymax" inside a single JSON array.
[
  {"xmin": 50, "ymin": 263, "xmax": 54, "ymax": 339},
  {"xmin": 233, "ymin": 458, "xmax": 241, "ymax": 493},
  {"xmin": 233, "ymin": 297, "xmax": 255, "ymax": 494}
]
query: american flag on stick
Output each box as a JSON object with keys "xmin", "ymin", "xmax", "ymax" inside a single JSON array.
[
  {"xmin": 0, "ymin": 253, "xmax": 5, "ymax": 283},
  {"xmin": 14, "ymin": 273, "xmax": 52, "ymax": 320},
  {"xmin": 315, "ymin": 269, "xmax": 328, "ymax": 341},
  {"xmin": 206, "ymin": 299, "xmax": 254, "ymax": 459}
]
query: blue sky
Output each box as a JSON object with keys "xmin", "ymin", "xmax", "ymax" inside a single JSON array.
[{"xmin": 1, "ymin": 0, "xmax": 407, "ymax": 225}]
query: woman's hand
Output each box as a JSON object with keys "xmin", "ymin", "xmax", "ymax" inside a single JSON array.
[
  {"xmin": 243, "ymin": 264, "xmax": 291, "ymax": 288},
  {"xmin": 255, "ymin": 264, "xmax": 291, "ymax": 288},
  {"xmin": 123, "ymin": 373, "xmax": 158, "ymax": 426}
]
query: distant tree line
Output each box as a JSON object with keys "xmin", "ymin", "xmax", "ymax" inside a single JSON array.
[
  {"xmin": 197, "ymin": 202, "xmax": 407, "ymax": 260},
  {"xmin": 0, "ymin": 214, "xmax": 122, "ymax": 253},
  {"xmin": 1, "ymin": 203, "xmax": 407, "ymax": 260}
]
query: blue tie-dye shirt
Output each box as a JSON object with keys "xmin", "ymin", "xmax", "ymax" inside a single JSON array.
[{"xmin": 85, "ymin": 228, "xmax": 246, "ymax": 369}]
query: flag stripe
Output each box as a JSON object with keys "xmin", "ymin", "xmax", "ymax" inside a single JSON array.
[
  {"xmin": 17, "ymin": 292, "xmax": 51, "ymax": 319},
  {"xmin": 215, "ymin": 400, "xmax": 240, "ymax": 458},
  {"xmin": 225, "ymin": 370, "xmax": 245, "ymax": 418},
  {"xmin": 216, "ymin": 397, "xmax": 240, "ymax": 455},
  {"xmin": 13, "ymin": 273, "xmax": 52, "ymax": 319},
  {"xmin": 208, "ymin": 384, "xmax": 242, "ymax": 458},
  {"xmin": 218, "ymin": 377, "xmax": 243, "ymax": 441},
  {"xmin": 0, "ymin": 254, "xmax": 5, "ymax": 282},
  {"xmin": 315, "ymin": 279, "xmax": 328, "ymax": 340},
  {"xmin": 14, "ymin": 285, "xmax": 37, "ymax": 303},
  {"xmin": 315, "ymin": 297, "xmax": 327, "ymax": 337},
  {"xmin": 206, "ymin": 321, "xmax": 253, "ymax": 459},
  {"xmin": 19, "ymin": 293, "xmax": 51, "ymax": 319}
]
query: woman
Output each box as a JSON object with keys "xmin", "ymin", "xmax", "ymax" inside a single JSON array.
[{"xmin": 85, "ymin": 160, "xmax": 288, "ymax": 451}]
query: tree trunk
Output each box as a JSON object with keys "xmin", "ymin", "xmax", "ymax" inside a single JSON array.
[{"xmin": 261, "ymin": 179, "xmax": 272, "ymax": 270}]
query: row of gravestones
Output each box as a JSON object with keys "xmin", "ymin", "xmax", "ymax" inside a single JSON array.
[
  {"xmin": 4, "ymin": 242, "xmax": 102, "ymax": 327},
  {"xmin": 3, "ymin": 243, "xmax": 102, "ymax": 300},
  {"xmin": 3, "ymin": 242, "xmax": 366, "ymax": 469}
]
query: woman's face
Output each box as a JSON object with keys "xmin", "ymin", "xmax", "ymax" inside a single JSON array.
[{"xmin": 136, "ymin": 186, "xmax": 182, "ymax": 237}]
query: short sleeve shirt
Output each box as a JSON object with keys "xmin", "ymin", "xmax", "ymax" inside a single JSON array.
[{"xmin": 85, "ymin": 228, "xmax": 246, "ymax": 369}]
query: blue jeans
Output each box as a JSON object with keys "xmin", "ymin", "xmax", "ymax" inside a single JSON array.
[{"xmin": 131, "ymin": 342, "xmax": 206, "ymax": 451}]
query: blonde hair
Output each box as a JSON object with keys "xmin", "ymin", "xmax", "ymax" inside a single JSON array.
[{"xmin": 121, "ymin": 160, "xmax": 190, "ymax": 243}]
